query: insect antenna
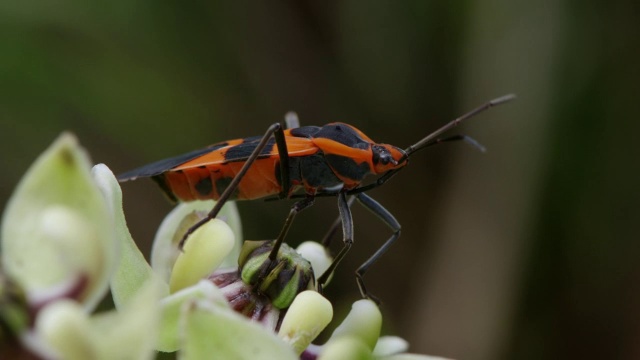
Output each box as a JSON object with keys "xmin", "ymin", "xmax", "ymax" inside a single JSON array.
[
  {"xmin": 421, "ymin": 134, "xmax": 487, "ymax": 153},
  {"xmin": 401, "ymin": 93, "xmax": 516, "ymax": 162}
]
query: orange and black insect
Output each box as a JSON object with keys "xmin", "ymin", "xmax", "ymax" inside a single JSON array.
[{"xmin": 118, "ymin": 94, "xmax": 515, "ymax": 301}]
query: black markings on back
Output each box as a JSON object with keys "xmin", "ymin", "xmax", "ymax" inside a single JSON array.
[
  {"xmin": 275, "ymin": 158, "xmax": 302, "ymax": 187},
  {"xmin": 224, "ymin": 138, "xmax": 276, "ymax": 163},
  {"xmin": 241, "ymin": 135, "xmax": 263, "ymax": 143},
  {"xmin": 325, "ymin": 154, "xmax": 371, "ymax": 181},
  {"xmin": 315, "ymin": 124, "xmax": 370, "ymax": 149},
  {"xmin": 300, "ymin": 154, "xmax": 343, "ymax": 188},
  {"xmin": 274, "ymin": 154, "xmax": 342, "ymax": 191},
  {"xmin": 290, "ymin": 126, "xmax": 321, "ymax": 138},
  {"xmin": 215, "ymin": 177, "xmax": 237, "ymax": 199},
  {"xmin": 117, "ymin": 142, "xmax": 228, "ymax": 181},
  {"xmin": 151, "ymin": 175, "xmax": 178, "ymax": 203},
  {"xmin": 195, "ymin": 177, "xmax": 213, "ymax": 196}
]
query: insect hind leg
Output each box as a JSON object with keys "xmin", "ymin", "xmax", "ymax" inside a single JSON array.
[{"xmin": 179, "ymin": 122, "xmax": 291, "ymax": 249}]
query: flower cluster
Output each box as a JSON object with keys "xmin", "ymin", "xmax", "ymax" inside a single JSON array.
[{"xmin": 0, "ymin": 133, "xmax": 447, "ymax": 359}]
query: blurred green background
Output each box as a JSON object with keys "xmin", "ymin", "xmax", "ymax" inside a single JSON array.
[{"xmin": 1, "ymin": 1, "xmax": 639, "ymax": 359}]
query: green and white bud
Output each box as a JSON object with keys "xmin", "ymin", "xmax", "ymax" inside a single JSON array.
[
  {"xmin": 329, "ymin": 299, "xmax": 382, "ymax": 351},
  {"xmin": 278, "ymin": 290, "xmax": 333, "ymax": 355},
  {"xmin": 238, "ymin": 240, "xmax": 315, "ymax": 309},
  {"xmin": 169, "ymin": 219, "xmax": 235, "ymax": 293}
]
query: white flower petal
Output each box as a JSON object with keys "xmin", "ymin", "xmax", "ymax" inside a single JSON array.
[
  {"xmin": 35, "ymin": 280, "xmax": 161, "ymax": 360},
  {"xmin": 384, "ymin": 354, "xmax": 453, "ymax": 360},
  {"xmin": 90, "ymin": 280, "xmax": 161, "ymax": 360},
  {"xmin": 373, "ymin": 336, "xmax": 409, "ymax": 357},
  {"xmin": 158, "ymin": 280, "xmax": 229, "ymax": 352},
  {"xmin": 319, "ymin": 336, "xmax": 373, "ymax": 360},
  {"xmin": 179, "ymin": 296, "xmax": 297, "ymax": 360},
  {"xmin": 36, "ymin": 300, "xmax": 95, "ymax": 360},
  {"xmin": 1, "ymin": 133, "xmax": 115, "ymax": 310},
  {"xmin": 296, "ymin": 241, "xmax": 332, "ymax": 280},
  {"xmin": 92, "ymin": 164, "xmax": 168, "ymax": 307}
]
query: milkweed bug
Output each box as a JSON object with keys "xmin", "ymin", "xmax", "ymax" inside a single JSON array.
[{"xmin": 118, "ymin": 94, "xmax": 516, "ymax": 301}]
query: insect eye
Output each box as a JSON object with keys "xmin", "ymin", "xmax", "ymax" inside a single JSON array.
[{"xmin": 372, "ymin": 145, "xmax": 392, "ymax": 165}]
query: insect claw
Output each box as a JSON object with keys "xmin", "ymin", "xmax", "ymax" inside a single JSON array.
[{"xmin": 178, "ymin": 235, "xmax": 188, "ymax": 252}]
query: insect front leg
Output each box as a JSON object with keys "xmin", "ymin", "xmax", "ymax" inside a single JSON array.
[
  {"xmin": 320, "ymin": 196, "xmax": 356, "ymax": 248},
  {"xmin": 179, "ymin": 122, "xmax": 290, "ymax": 249},
  {"xmin": 317, "ymin": 192, "xmax": 354, "ymax": 295},
  {"xmin": 353, "ymin": 192, "xmax": 401, "ymax": 303},
  {"xmin": 316, "ymin": 193, "xmax": 400, "ymax": 303}
]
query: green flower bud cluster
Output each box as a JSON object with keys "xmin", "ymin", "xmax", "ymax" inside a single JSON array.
[{"xmin": 238, "ymin": 240, "xmax": 315, "ymax": 309}]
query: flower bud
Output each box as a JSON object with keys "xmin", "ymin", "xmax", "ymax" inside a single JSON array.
[
  {"xmin": 238, "ymin": 240, "xmax": 314, "ymax": 309},
  {"xmin": 278, "ymin": 290, "xmax": 332, "ymax": 355}
]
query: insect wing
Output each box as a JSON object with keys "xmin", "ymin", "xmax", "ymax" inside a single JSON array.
[
  {"xmin": 117, "ymin": 142, "xmax": 229, "ymax": 181},
  {"xmin": 172, "ymin": 135, "xmax": 318, "ymax": 171}
]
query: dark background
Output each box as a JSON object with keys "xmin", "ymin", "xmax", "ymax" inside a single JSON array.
[{"xmin": 2, "ymin": 1, "xmax": 639, "ymax": 359}]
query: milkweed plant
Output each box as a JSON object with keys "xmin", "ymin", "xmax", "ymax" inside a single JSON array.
[{"xmin": 0, "ymin": 133, "xmax": 448, "ymax": 360}]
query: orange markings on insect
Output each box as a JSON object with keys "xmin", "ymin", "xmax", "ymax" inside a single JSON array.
[{"xmin": 118, "ymin": 94, "xmax": 516, "ymax": 301}]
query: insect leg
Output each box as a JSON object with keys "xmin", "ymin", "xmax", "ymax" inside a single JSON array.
[
  {"xmin": 252, "ymin": 195, "xmax": 316, "ymax": 291},
  {"xmin": 284, "ymin": 111, "xmax": 300, "ymax": 129},
  {"xmin": 317, "ymin": 192, "xmax": 354, "ymax": 295},
  {"xmin": 345, "ymin": 168, "xmax": 402, "ymax": 196},
  {"xmin": 267, "ymin": 196, "xmax": 316, "ymax": 261},
  {"xmin": 352, "ymin": 192, "xmax": 401, "ymax": 303},
  {"xmin": 273, "ymin": 125, "xmax": 291, "ymax": 199},
  {"xmin": 179, "ymin": 122, "xmax": 290, "ymax": 248},
  {"xmin": 320, "ymin": 196, "xmax": 356, "ymax": 248}
]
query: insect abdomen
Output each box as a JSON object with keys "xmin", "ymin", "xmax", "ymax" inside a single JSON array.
[{"xmin": 156, "ymin": 159, "xmax": 283, "ymax": 202}]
